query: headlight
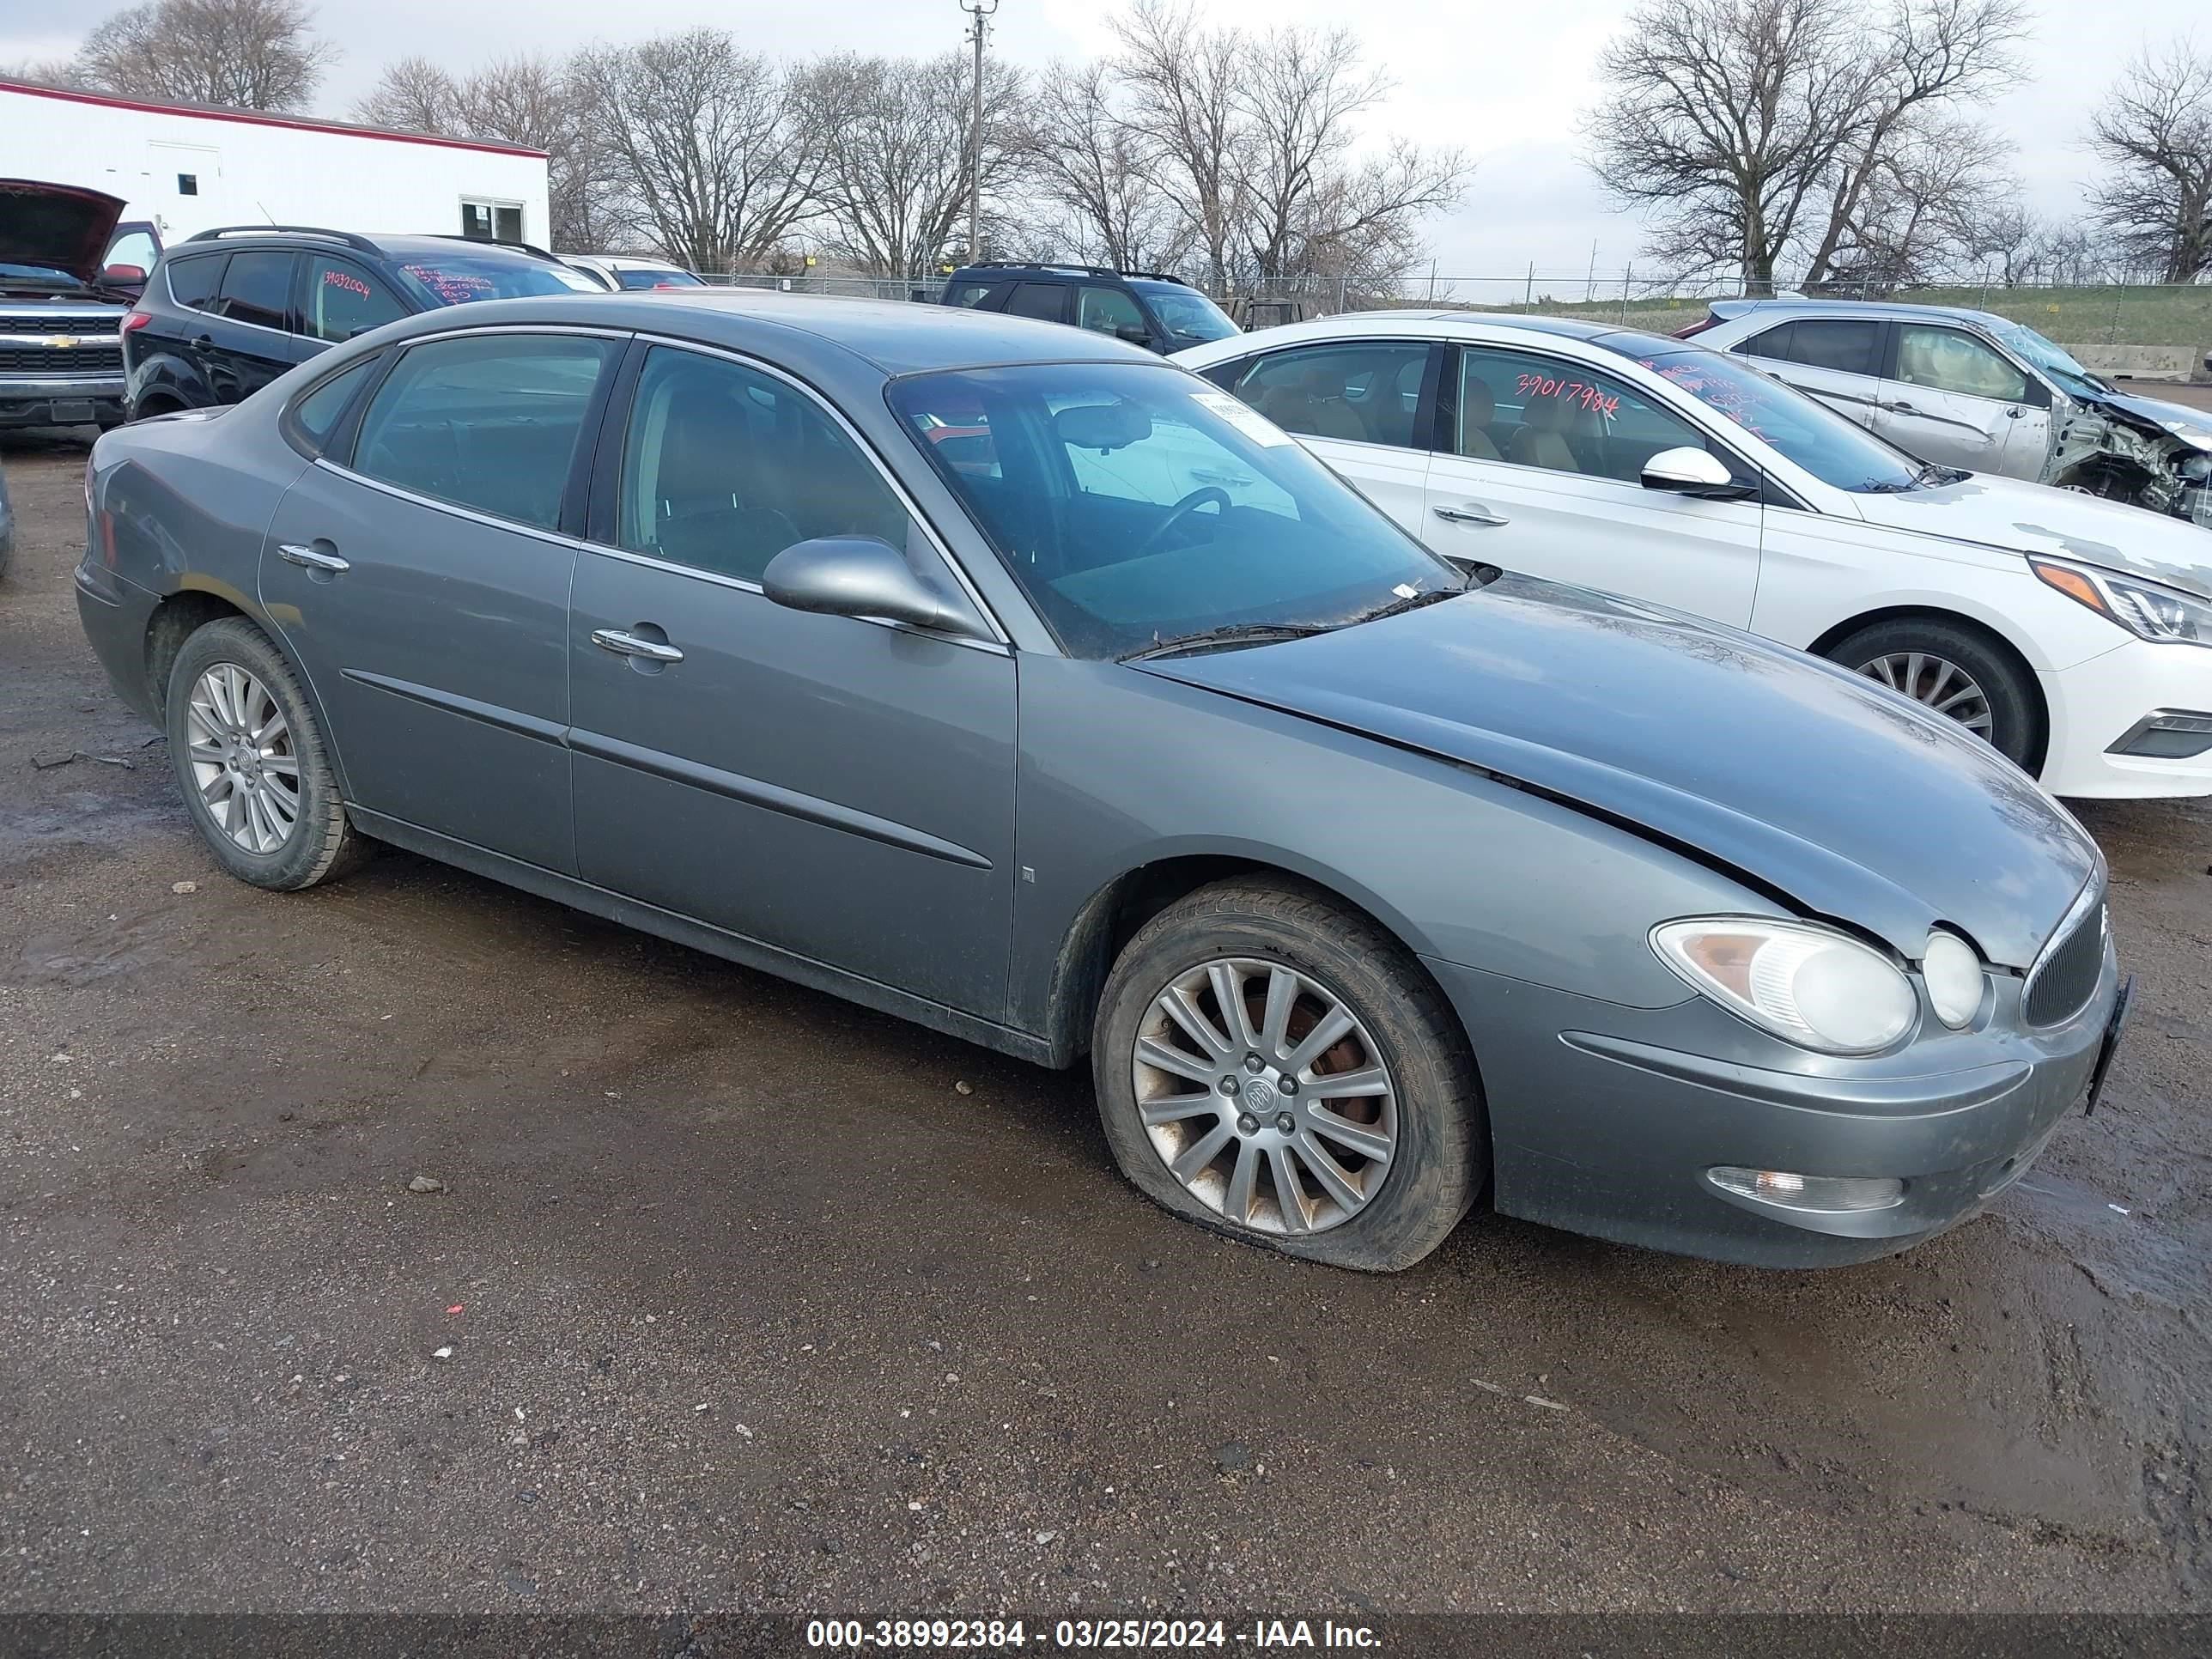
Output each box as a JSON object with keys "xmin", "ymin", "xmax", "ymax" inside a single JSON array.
[
  {"xmin": 1651, "ymin": 918, "xmax": 1917, "ymax": 1054},
  {"xmin": 2031, "ymin": 556, "xmax": 2212, "ymax": 647},
  {"xmin": 1920, "ymin": 930, "xmax": 1985, "ymax": 1029}
]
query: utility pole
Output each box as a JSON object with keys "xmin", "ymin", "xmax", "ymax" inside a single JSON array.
[{"xmin": 960, "ymin": 0, "xmax": 999, "ymax": 266}]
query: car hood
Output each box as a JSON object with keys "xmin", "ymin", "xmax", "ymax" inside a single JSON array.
[
  {"xmin": 0, "ymin": 179, "xmax": 126, "ymax": 289},
  {"xmin": 1849, "ymin": 470, "xmax": 2212, "ymax": 603},
  {"xmin": 1139, "ymin": 576, "xmax": 2099, "ymax": 970},
  {"xmin": 2091, "ymin": 386, "xmax": 2212, "ymax": 447}
]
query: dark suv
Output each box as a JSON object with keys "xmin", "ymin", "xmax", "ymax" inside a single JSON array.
[
  {"xmin": 939, "ymin": 262, "xmax": 1238, "ymax": 353},
  {"xmin": 123, "ymin": 227, "xmax": 600, "ymax": 419}
]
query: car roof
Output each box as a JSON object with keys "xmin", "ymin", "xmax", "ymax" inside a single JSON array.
[
  {"xmin": 569, "ymin": 253, "xmax": 684, "ymax": 268},
  {"xmin": 370, "ymin": 289, "xmax": 1161, "ymax": 380},
  {"xmin": 1707, "ymin": 296, "xmax": 2009, "ymax": 327},
  {"xmin": 1177, "ymin": 310, "xmax": 1687, "ymax": 359},
  {"xmin": 167, "ymin": 229, "xmax": 558, "ymax": 265}
]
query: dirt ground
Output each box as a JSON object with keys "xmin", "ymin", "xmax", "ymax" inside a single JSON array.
[{"xmin": 2, "ymin": 432, "xmax": 2209, "ymax": 1621}]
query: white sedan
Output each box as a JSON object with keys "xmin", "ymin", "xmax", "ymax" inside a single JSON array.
[{"xmin": 1175, "ymin": 313, "xmax": 2212, "ymax": 798}]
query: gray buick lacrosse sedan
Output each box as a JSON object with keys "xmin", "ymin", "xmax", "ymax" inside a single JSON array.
[{"xmin": 75, "ymin": 292, "xmax": 2128, "ymax": 1271}]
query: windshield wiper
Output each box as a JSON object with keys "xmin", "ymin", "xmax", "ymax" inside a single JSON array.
[
  {"xmin": 1355, "ymin": 585, "xmax": 1464, "ymax": 625},
  {"xmin": 1117, "ymin": 622, "xmax": 1338, "ymax": 663}
]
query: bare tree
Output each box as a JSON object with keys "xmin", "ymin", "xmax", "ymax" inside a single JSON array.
[
  {"xmin": 1585, "ymin": 0, "xmax": 1872, "ymax": 292},
  {"xmin": 574, "ymin": 31, "xmax": 830, "ymax": 271},
  {"xmin": 354, "ymin": 56, "xmax": 459, "ymax": 134},
  {"xmin": 77, "ymin": 0, "xmax": 331, "ymax": 111},
  {"xmin": 1816, "ymin": 112, "xmax": 2014, "ymax": 289},
  {"xmin": 2086, "ymin": 40, "xmax": 2212, "ymax": 284},
  {"xmin": 1022, "ymin": 58, "xmax": 1188, "ymax": 270},
  {"xmin": 1963, "ymin": 200, "xmax": 2049, "ymax": 286},
  {"xmin": 1, "ymin": 58, "xmax": 89, "ymax": 87},
  {"xmin": 1110, "ymin": 1, "xmax": 1249, "ymax": 290},
  {"xmin": 1796, "ymin": 0, "xmax": 2027, "ymax": 284},
  {"xmin": 1233, "ymin": 25, "xmax": 1468, "ymax": 293},
  {"xmin": 813, "ymin": 51, "xmax": 1027, "ymax": 276}
]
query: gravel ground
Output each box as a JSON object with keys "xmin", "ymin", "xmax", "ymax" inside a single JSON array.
[{"xmin": 1, "ymin": 432, "xmax": 2208, "ymax": 1620}]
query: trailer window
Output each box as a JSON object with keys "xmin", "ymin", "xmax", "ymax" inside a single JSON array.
[{"xmin": 460, "ymin": 201, "xmax": 526, "ymax": 245}]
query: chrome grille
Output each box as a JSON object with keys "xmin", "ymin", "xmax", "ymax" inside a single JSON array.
[
  {"xmin": 2023, "ymin": 890, "xmax": 2107, "ymax": 1027},
  {"xmin": 0, "ymin": 343, "xmax": 124, "ymax": 374}
]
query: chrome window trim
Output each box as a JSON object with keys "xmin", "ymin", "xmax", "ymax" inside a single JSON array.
[
  {"xmin": 314, "ymin": 456, "xmax": 587, "ymax": 550},
  {"xmin": 607, "ymin": 331, "xmax": 1014, "ymax": 647}
]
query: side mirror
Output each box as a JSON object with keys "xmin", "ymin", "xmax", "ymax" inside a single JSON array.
[
  {"xmin": 762, "ymin": 537, "xmax": 984, "ymax": 638},
  {"xmin": 102, "ymin": 264, "xmax": 147, "ymax": 287},
  {"xmin": 1116, "ymin": 323, "xmax": 1154, "ymax": 347},
  {"xmin": 1640, "ymin": 446, "xmax": 1753, "ymax": 500}
]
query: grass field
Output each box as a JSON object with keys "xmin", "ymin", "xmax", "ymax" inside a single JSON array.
[{"xmin": 1485, "ymin": 284, "xmax": 2212, "ymax": 349}]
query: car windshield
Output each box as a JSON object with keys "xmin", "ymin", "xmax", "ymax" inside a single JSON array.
[
  {"xmin": 0, "ymin": 260, "xmax": 84, "ymax": 288},
  {"xmin": 1984, "ymin": 317, "xmax": 2106, "ymax": 397},
  {"xmin": 1131, "ymin": 281, "xmax": 1238, "ymax": 344},
  {"xmin": 1611, "ymin": 342, "xmax": 1924, "ymax": 493},
  {"xmin": 617, "ymin": 266, "xmax": 703, "ymax": 289},
  {"xmin": 392, "ymin": 253, "xmax": 600, "ymax": 307},
  {"xmin": 888, "ymin": 362, "xmax": 1459, "ymax": 660}
]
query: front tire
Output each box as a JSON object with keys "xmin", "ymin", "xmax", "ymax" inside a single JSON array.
[
  {"xmin": 165, "ymin": 617, "xmax": 367, "ymax": 890},
  {"xmin": 1825, "ymin": 617, "xmax": 2041, "ymax": 771},
  {"xmin": 1091, "ymin": 878, "xmax": 1486, "ymax": 1272}
]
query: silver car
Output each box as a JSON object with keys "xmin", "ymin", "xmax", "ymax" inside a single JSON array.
[
  {"xmin": 1685, "ymin": 299, "xmax": 2212, "ymax": 527},
  {"xmin": 74, "ymin": 291, "xmax": 2128, "ymax": 1272}
]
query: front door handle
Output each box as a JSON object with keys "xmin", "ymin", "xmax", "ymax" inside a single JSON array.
[
  {"xmin": 189, "ymin": 333, "xmax": 215, "ymax": 352},
  {"xmin": 592, "ymin": 628, "xmax": 684, "ymax": 664},
  {"xmin": 276, "ymin": 542, "xmax": 349, "ymax": 573},
  {"xmin": 1434, "ymin": 502, "xmax": 1510, "ymax": 527},
  {"xmin": 1886, "ymin": 400, "xmax": 1919, "ymax": 415}
]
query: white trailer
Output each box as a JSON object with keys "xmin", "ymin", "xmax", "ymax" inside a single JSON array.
[{"xmin": 0, "ymin": 79, "xmax": 550, "ymax": 252}]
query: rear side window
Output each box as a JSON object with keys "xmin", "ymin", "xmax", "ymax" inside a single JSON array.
[
  {"xmin": 1227, "ymin": 343, "xmax": 1431, "ymax": 450},
  {"xmin": 303, "ymin": 257, "xmax": 409, "ymax": 343},
  {"xmin": 617, "ymin": 345, "xmax": 913, "ymax": 584},
  {"xmin": 1004, "ymin": 283, "xmax": 1067, "ymax": 323},
  {"xmin": 165, "ymin": 254, "xmax": 223, "ymax": 313},
  {"xmin": 349, "ymin": 333, "xmax": 616, "ymax": 530},
  {"xmin": 1741, "ymin": 318, "xmax": 1879, "ymax": 377},
  {"xmin": 216, "ymin": 251, "xmax": 295, "ymax": 331},
  {"xmin": 288, "ymin": 357, "xmax": 380, "ymax": 450}
]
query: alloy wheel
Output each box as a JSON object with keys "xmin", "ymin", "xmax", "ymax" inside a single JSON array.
[
  {"xmin": 1856, "ymin": 651, "xmax": 1995, "ymax": 738},
  {"xmin": 185, "ymin": 663, "xmax": 301, "ymax": 854},
  {"xmin": 1129, "ymin": 957, "xmax": 1398, "ymax": 1236}
]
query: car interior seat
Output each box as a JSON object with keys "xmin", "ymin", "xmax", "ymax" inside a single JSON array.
[
  {"xmin": 647, "ymin": 373, "xmax": 800, "ymax": 581},
  {"xmin": 1509, "ymin": 388, "xmax": 1581, "ymax": 472}
]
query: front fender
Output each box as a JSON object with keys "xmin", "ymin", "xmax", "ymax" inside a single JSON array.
[{"xmin": 1011, "ymin": 659, "xmax": 1764, "ymax": 1047}]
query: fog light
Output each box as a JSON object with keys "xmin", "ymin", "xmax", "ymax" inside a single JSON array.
[
  {"xmin": 1708, "ymin": 1166, "xmax": 1905, "ymax": 1212},
  {"xmin": 2109, "ymin": 710, "xmax": 2212, "ymax": 760}
]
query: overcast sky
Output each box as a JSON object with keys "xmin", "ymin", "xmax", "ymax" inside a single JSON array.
[{"xmin": 0, "ymin": 0, "xmax": 2196, "ymax": 291}]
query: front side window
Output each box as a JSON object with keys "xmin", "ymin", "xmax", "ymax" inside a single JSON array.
[
  {"xmin": 618, "ymin": 346, "xmax": 913, "ymax": 584},
  {"xmin": 349, "ymin": 333, "xmax": 616, "ymax": 530},
  {"xmin": 1615, "ymin": 342, "xmax": 1921, "ymax": 493},
  {"xmin": 164, "ymin": 254, "xmax": 223, "ymax": 313},
  {"xmin": 216, "ymin": 251, "xmax": 295, "ymax": 331},
  {"xmin": 1893, "ymin": 325, "xmax": 2030, "ymax": 403},
  {"xmin": 1078, "ymin": 285, "xmax": 1147, "ymax": 339},
  {"xmin": 103, "ymin": 228, "xmax": 158, "ymax": 275},
  {"xmin": 1004, "ymin": 282, "xmax": 1067, "ymax": 323},
  {"xmin": 617, "ymin": 265, "xmax": 703, "ymax": 289},
  {"xmin": 1455, "ymin": 344, "xmax": 1715, "ymax": 483},
  {"xmin": 393, "ymin": 252, "xmax": 598, "ymax": 307},
  {"xmin": 945, "ymin": 280, "xmax": 998, "ymax": 308},
  {"xmin": 303, "ymin": 257, "xmax": 409, "ymax": 343},
  {"xmin": 890, "ymin": 362, "xmax": 1455, "ymax": 660},
  {"xmin": 1225, "ymin": 342, "xmax": 1429, "ymax": 449}
]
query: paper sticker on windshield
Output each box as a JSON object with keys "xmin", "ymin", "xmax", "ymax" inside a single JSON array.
[{"xmin": 1192, "ymin": 389, "xmax": 1293, "ymax": 447}]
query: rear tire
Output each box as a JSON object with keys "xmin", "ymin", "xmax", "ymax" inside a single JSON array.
[
  {"xmin": 1091, "ymin": 878, "xmax": 1486, "ymax": 1273},
  {"xmin": 1824, "ymin": 617, "xmax": 2041, "ymax": 771},
  {"xmin": 164, "ymin": 617, "xmax": 368, "ymax": 890}
]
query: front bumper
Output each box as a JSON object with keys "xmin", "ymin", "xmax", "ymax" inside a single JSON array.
[
  {"xmin": 1, "ymin": 374, "xmax": 126, "ymax": 428},
  {"xmin": 2039, "ymin": 635, "xmax": 2212, "ymax": 797},
  {"xmin": 1425, "ymin": 941, "xmax": 2120, "ymax": 1267}
]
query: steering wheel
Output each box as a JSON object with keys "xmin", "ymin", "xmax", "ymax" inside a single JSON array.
[{"xmin": 1133, "ymin": 487, "xmax": 1231, "ymax": 560}]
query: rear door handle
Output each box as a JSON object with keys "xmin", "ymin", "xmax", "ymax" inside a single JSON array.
[
  {"xmin": 1886, "ymin": 400, "xmax": 1918, "ymax": 414},
  {"xmin": 189, "ymin": 333, "xmax": 215, "ymax": 352},
  {"xmin": 592, "ymin": 628, "xmax": 684, "ymax": 664},
  {"xmin": 276, "ymin": 542, "xmax": 349, "ymax": 573},
  {"xmin": 1434, "ymin": 502, "xmax": 1510, "ymax": 527}
]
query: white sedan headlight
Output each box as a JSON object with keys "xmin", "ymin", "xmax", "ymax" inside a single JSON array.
[
  {"xmin": 2031, "ymin": 556, "xmax": 2212, "ymax": 647},
  {"xmin": 1652, "ymin": 918, "xmax": 1917, "ymax": 1054}
]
